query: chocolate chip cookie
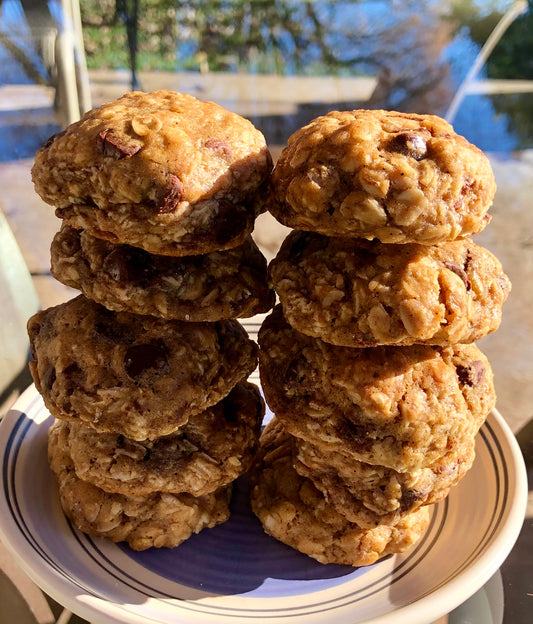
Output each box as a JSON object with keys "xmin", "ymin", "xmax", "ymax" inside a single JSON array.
[
  {"xmin": 270, "ymin": 231, "xmax": 511, "ymax": 346},
  {"xmin": 250, "ymin": 419, "xmax": 430, "ymax": 566},
  {"xmin": 293, "ymin": 434, "xmax": 474, "ymax": 528},
  {"xmin": 32, "ymin": 90, "xmax": 272, "ymax": 255},
  {"xmin": 49, "ymin": 421, "xmax": 231, "ymax": 550},
  {"xmin": 60, "ymin": 382, "xmax": 263, "ymax": 497},
  {"xmin": 28, "ymin": 295, "xmax": 258, "ymax": 440},
  {"xmin": 258, "ymin": 306, "xmax": 494, "ymax": 471},
  {"xmin": 51, "ymin": 225, "xmax": 275, "ymax": 320},
  {"xmin": 269, "ymin": 109, "xmax": 495, "ymax": 243}
]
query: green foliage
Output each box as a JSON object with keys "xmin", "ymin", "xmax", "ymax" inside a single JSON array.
[
  {"xmin": 486, "ymin": 3, "xmax": 533, "ymax": 79},
  {"xmin": 80, "ymin": 0, "xmax": 177, "ymax": 70},
  {"xmin": 446, "ymin": 0, "xmax": 533, "ymax": 147}
]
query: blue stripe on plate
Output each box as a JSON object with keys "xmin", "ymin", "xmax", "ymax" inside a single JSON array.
[
  {"xmin": 422, "ymin": 420, "xmax": 508, "ymax": 596},
  {"xmin": 2, "ymin": 408, "xmax": 99, "ymax": 597},
  {"xmin": 1, "ymin": 402, "xmax": 508, "ymax": 620}
]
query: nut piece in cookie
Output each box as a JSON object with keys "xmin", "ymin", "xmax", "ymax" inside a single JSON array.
[
  {"xmin": 51, "ymin": 225, "xmax": 276, "ymax": 320},
  {"xmin": 62, "ymin": 382, "xmax": 264, "ymax": 497},
  {"xmin": 249, "ymin": 419, "xmax": 430, "ymax": 566},
  {"xmin": 270, "ymin": 231, "xmax": 511, "ymax": 346},
  {"xmin": 258, "ymin": 306, "xmax": 495, "ymax": 471},
  {"xmin": 28, "ymin": 295, "xmax": 258, "ymax": 440},
  {"xmin": 32, "ymin": 90, "xmax": 272, "ymax": 255},
  {"xmin": 269, "ymin": 109, "xmax": 495, "ymax": 243},
  {"xmin": 48, "ymin": 421, "xmax": 231, "ymax": 550}
]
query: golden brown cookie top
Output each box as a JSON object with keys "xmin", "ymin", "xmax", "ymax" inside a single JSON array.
[
  {"xmin": 270, "ymin": 231, "xmax": 511, "ymax": 346},
  {"xmin": 33, "ymin": 90, "xmax": 271, "ymax": 212},
  {"xmin": 269, "ymin": 109, "xmax": 496, "ymax": 243}
]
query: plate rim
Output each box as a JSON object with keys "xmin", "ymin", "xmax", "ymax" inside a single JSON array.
[{"xmin": 0, "ymin": 385, "xmax": 528, "ymax": 624}]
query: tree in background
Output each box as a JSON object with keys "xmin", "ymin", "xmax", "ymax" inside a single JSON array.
[
  {"xmin": 447, "ymin": 0, "xmax": 533, "ymax": 147},
  {"xmin": 81, "ymin": 0, "xmax": 177, "ymax": 71},
  {"xmin": 81, "ymin": 0, "xmax": 454, "ymax": 115}
]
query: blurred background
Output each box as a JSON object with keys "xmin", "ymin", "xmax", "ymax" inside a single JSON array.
[
  {"xmin": 0, "ymin": 2, "xmax": 532, "ymax": 622},
  {"xmin": 2, "ymin": 0, "xmax": 533, "ymax": 155}
]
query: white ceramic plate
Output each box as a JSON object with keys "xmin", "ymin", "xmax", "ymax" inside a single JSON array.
[{"xmin": 0, "ymin": 385, "xmax": 527, "ymax": 624}]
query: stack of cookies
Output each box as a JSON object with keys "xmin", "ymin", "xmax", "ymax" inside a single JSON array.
[
  {"xmin": 27, "ymin": 90, "xmax": 275, "ymax": 550},
  {"xmin": 253, "ymin": 110, "xmax": 511, "ymax": 566}
]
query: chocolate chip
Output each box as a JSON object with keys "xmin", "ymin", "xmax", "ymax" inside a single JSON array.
[
  {"xmin": 283, "ymin": 358, "xmax": 304, "ymax": 389},
  {"xmin": 98, "ymin": 129, "xmax": 142, "ymax": 159},
  {"xmin": 456, "ymin": 361, "xmax": 485, "ymax": 387},
  {"xmin": 103, "ymin": 249, "xmax": 130, "ymax": 283},
  {"xmin": 288, "ymin": 232, "xmax": 311, "ymax": 261},
  {"xmin": 463, "ymin": 249, "xmax": 473, "ymax": 273},
  {"xmin": 55, "ymin": 206, "xmax": 70, "ymax": 219},
  {"xmin": 43, "ymin": 129, "xmax": 66, "ymax": 149},
  {"xmin": 400, "ymin": 489, "xmax": 424, "ymax": 511},
  {"xmin": 158, "ymin": 174, "xmax": 184, "ymax": 214},
  {"xmin": 103, "ymin": 247, "xmax": 153, "ymax": 285},
  {"xmin": 94, "ymin": 308, "xmax": 135, "ymax": 344},
  {"xmin": 204, "ymin": 138, "xmax": 233, "ymax": 158},
  {"xmin": 63, "ymin": 362, "xmax": 84, "ymax": 385},
  {"xmin": 124, "ymin": 341, "xmax": 169, "ymax": 380},
  {"xmin": 221, "ymin": 392, "xmax": 240, "ymax": 423},
  {"xmin": 94, "ymin": 320, "xmax": 118, "ymax": 342},
  {"xmin": 42, "ymin": 365, "xmax": 56, "ymax": 392},
  {"xmin": 444, "ymin": 261, "xmax": 471, "ymax": 291},
  {"xmin": 213, "ymin": 201, "xmax": 248, "ymax": 245},
  {"xmin": 59, "ymin": 227, "xmax": 81, "ymax": 256},
  {"xmin": 388, "ymin": 132, "xmax": 428, "ymax": 160},
  {"xmin": 337, "ymin": 419, "xmax": 370, "ymax": 449}
]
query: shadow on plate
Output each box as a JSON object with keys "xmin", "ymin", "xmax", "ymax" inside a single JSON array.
[{"xmin": 123, "ymin": 474, "xmax": 362, "ymax": 597}]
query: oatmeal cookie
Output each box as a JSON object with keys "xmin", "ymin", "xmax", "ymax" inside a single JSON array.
[
  {"xmin": 270, "ymin": 231, "xmax": 511, "ymax": 346},
  {"xmin": 32, "ymin": 90, "xmax": 272, "ymax": 255},
  {"xmin": 60, "ymin": 382, "xmax": 263, "ymax": 497},
  {"xmin": 49, "ymin": 421, "xmax": 231, "ymax": 550},
  {"xmin": 250, "ymin": 419, "xmax": 430, "ymax": 566},
  {"xmin": 28, "ymin": 295, "xmax": 258, "ymax": 440},
  {"xmin": 269, "ymin": 109, "xmax": 495, "ymax": 243},
  {"xmin": 258, "ymin": 306, "xmax": 494, "ymax": 471},
  {"xmin": 293, "ymin": 435, "xmax": 474, "ymax": 528},
  {"xmin": 51, "ymin": 225, "xmax": 275, "ymax": 320}
]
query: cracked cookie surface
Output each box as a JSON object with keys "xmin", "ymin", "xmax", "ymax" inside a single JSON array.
[
  {"xmin": 49, "ymin": 421, "xmax": 231, "ymax": 550},
  {"xmin": 32, "ymin": 90, "xmax": 272, "ymax": 255},
  {"xmin": 60, "ymin": 382, "xmax": 263, "ymax": 497},
  {"xmin": 269, "ymin": 109, "xmax": 495, "ymax": 243},
  {"xmin": 270, "ymin": 231, "xmax": 511, "ymax": 346},
  {"xmin": 28, "ymin": 295, "xmax": 258, "ymax": 440},
  {"xmin": 51, "ymin": 225, "xmax": 275, "ymax": 320},
  {"xmin": 250, "ymin": 419, "xmax": 430, "ymax": 566},
  {"xmin": 258, "ymin": 306, "xmax": 494, "ymax": 471}
]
